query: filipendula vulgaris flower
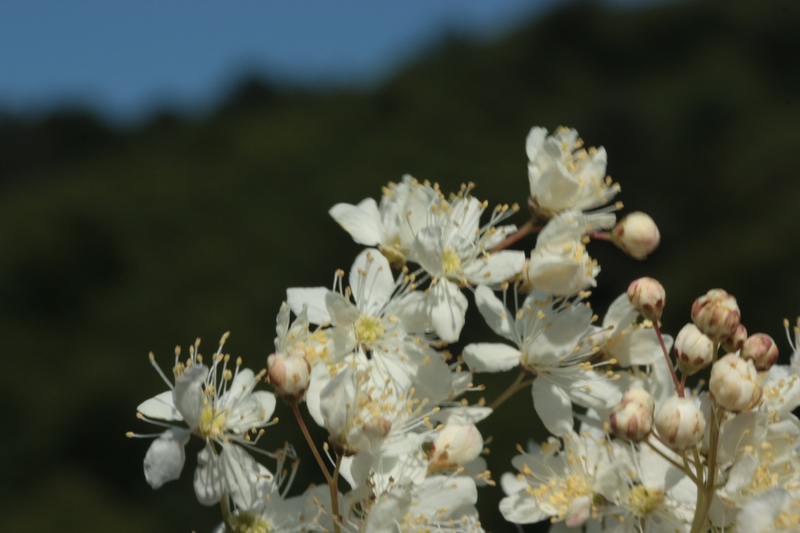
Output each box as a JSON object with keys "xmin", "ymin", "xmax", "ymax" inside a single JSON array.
[
  {"xmin": 523, "ymin": 209, "xmax": 616, "ymax": 296},
  {"xmin": 328, "ymin": 175, "xmax": 438, "ymax": 266},
  {"xmin": 408, "ymin": 182, "xmax": 526, "ymax": 342},
  {"xmin": 499, "ymin": 431, "xmax": 622, "ymax": 528},
  {"xmin": 526, "ymin": 126, "xmax": 620, "ymax": 217},
  {"xmin": 462, "ymin": 284, "xmax": 621, "ymax": 436},
  {"xmin": 131, "ymin": 334, "xmax": 278, "ymax": 506},
  {"xmin": 287, "ymin": 248, "xmax": 451, "ymax": 396}
]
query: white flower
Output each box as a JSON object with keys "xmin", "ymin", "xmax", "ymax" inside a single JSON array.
[
  {"xmin": 329, "ymin": 175, "xmax": 437, "ymax": 265},
  {"xmin": 463, "ymin": 285, "xmax": 620, "ymax": 435},
  {"xmin": 346, "ymin": 474, "xmax": 484, "ymax": 533},
  {"xmin": 526, "ymin": 126, "xmax": 620, "ymax": 217},
  {"xmin": 499, "ymin": 431, "xmax": 620, "ymax": 527},
  {"xmin": 524, "ymin": 209, "xmax": 615, "ymax": 296},
  {"xmin": 311, "ymin": 363, "xmax": 443, "ymax": 457},
  {"xmin": 134, "ymin": 336, "xmax": 277, "ymax": 506},
  {"xmin": 287, "ymin": 248, "xmax": 451, "ymax": 393},
  {"xmin": 409, "ymin": 184, "xmax": 525, "ymax": 342},
  {"xmin": 736, "ymin": 488, "xmax": 800, "ymax": 532}
]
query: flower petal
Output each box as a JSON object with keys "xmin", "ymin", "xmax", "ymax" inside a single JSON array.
[
  {"xmin": 194, "ymin": 443, "xmax": 224, "ymax": 506},
  {"xmin": 137, "ymin": 390, "xmax": 183, "ymax": 421},
  {"xmin": 462, "ymin": 343, "xmax": 521, "ymax": 373},
  {"xmin": 173, "ymin": 364, "xmax": 208, "ymax": 429},
  {"xmin": 349, "ymin": 248, "xmax": 395, "ymax": 315},
  {"xmin": 474, "ymin": 285, "xmax": 516, "ymax": 342},
  {"xmin": 428, "ymin": 279, "xmax": 468, "ymax": 343},
  {"xmin": 532, "ymin": 378, "xmax": 573, "ymax": 436},
  {"xmin": 463, "ymin": 250, "xmax": 525, "ymax": 285},
  {"xmin": 143, "ymin": 428, "xmax": 190, "ymax": 489},
  {"xmin": 409, "ymin": 226, "xmax": 444, "ymax": 277},
  {"xmin": 286, "ymin": 287, "xmax": 331, "ymax": 325},
  {"xmin": 329, "ymin": 198, "xmax": 383, "ymax": 246}
]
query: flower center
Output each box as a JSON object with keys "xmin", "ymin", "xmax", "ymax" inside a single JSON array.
[
  {"xmin": 442, "ymin": 247, "xmax": 461, "ymax": 275},
  {"xmin": 355, "ymin": 314, "xmax": 385, "ymax": 343},
  {"xmin": 230, "ymin": 511, "xmax": 272, "ymax": 533},
  {"xmin": 199, "ymin": 406, "xmax": 227, "ymax": 438},
  {"xmin": 628, "ymin": 485, "xmax": 664, "ymax": 518}
]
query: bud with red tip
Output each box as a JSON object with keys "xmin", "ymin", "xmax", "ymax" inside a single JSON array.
[
  {"xmin": 722, "ymin": 323, "xmax": 748, "ymax": 353},
  {"xmin": 709, "ymin": 353, "xmax": 762, "ymax": 412},
  {"xmin": 654, "ymin": 396, "xmax": 706, "ymax": 452},
  {"xmin": 267, "ymin": 352, "xmax": 312, "ymax": 401},
  {"xmin": 691, "ymin": 289, "xmax": 741, "ymax": 342},
  {"xmin": 741, "ymin": 333, "xmax": 779, "ymax": 371},
  {"xmin": 674, "ymin": 323, "xmax": 714, "ymax": 376},
  {"xmin": 612, "ymin": 212, "xmax": 661, "ymax": 260},
  {"xmin": 610, "ymin": 388, "xmax": 654, "ymax": 443},
  {"xmin": 627, "ymin": 277, "xmax": 666, "ymax": 322}
]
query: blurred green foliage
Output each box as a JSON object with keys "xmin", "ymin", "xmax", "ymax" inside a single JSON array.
[{"xmin": 1, "ymin": 0, "xmax": 799, "ymax": 531}]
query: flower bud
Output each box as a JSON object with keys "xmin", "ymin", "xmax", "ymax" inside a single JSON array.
[
  {"xmin": 267, "ymin": 352, "xmax": 312, "ymax": 401},
  {"xmin": 612, "ymin": 212, "xmax": 660, "ymax": 260},
  {"xmin": 674, "ymin": 323, "xmax": 714, "ymax": 376},
  {"xmin": 654, "ymin": 396, "xmax": 706, "ymax": 451},
  {"xmin": 621, "ymin": 387, "xmax": 654, "ymax": 414},
  {"xmin": 722, "ymin": 323, "xmax": 748, "ymax": 353},
  {"xmin": 691, "ymin": 289, "xmax": 741, "ymax": 342},
  {"xmin": 709, "ymin": 353, "xmax": 762, "ymax": 412},
  {"xmin": 429, "ymin": 421, "xmax": 484, "ymax": 472},
  {"xmin": 610, "ymin": 400, "xmax": 653, "ymax": 442},
  {"xmin": 741, "ymin": 333, "xmax": 779, "ymax": 372},
  {"xmin": 627, "ymin": 277, "xmax": 665, "ymax": 322}
]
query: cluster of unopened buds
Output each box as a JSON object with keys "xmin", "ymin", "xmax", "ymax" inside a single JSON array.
[{"xmin": 129, "ymin": 126, "xmax": 800, "ymax": 533}]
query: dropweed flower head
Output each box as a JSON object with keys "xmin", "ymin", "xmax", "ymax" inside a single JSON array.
[
  {"xmin": 654, "ymin": 396, "xmax": 706, "ymax": 452},
  {"xmin": 627, "ymin": 276, "xmax": 665, "ymax": 322}
]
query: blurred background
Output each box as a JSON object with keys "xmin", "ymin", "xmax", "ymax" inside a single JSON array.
[{"xmin": 1, "ymin": 0, "xmax": 799, "ymax": 531}]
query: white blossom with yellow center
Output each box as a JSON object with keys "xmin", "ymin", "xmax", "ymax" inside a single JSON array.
[
  {"xmin": 526, "ymin": 126, "xmax": 620, "ymax": 217},
  {"xmin": 288, "ymin": 248, "xmax": 451, "ymax": 395},
  {"xmin": 462, "ymin": 285, "xmax": 621, "ymax": 436},
  {"xmin": 499, "ymin": 432, "xmax": 621, "ymax": 527},
  {"xmin": 409, "ymin": 183, "xmax": 525, "ymax": 342},
  {"xmin": 134, "ymin": 335, "xmax": 277, "ymax": 507},
  {"xmin": 329, "ymin": 175, "xmax": 438, "ymax": 266}
]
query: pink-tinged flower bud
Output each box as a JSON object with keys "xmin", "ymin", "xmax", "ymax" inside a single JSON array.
[
  {"xmin": 612, "ymin": 212, "xmax": 661, "ymax": 260},
  {"xmin": 741, "ymin": 333, "xmax": 779, "ymax": 372},
  {"xmin": 429, "ymin": 421, "xmax": 484, "ymax": 472},
  {"xmin": 722, "ymin": 323, "xmax": 748, "ymax": 353},
  {"xmin": 267, "ymin": 352, "xmax": 312, "ymax": 401},
  {"xmin": 610, "ymin": 400, "xmax": 653, "ymax": 442},
  {"xmin": 621, "ymin": 387, "xmax": 655, "ymax": 414},
  {"xmin": 709, "ymin": 353, "xmax": 762, "ymax": 412},
  {"xmin": 674, "ymin": 323, "xmax": 714, "ymax": 376},
  {"xmin": 654, "ymin": 396, "xmax": 706, "ymax": 451},
  {"xmin": 691, "ymin": 289, "xmax": 741, "ymax": 342},
  {"xmin": 627, "ymin": 277, "xmax": 665, "ymax": 322}
]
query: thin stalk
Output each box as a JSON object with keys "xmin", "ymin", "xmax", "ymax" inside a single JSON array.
[
  {"xmin": 587, "ymin": 230, "xmax": 612, "ymax": 241},
  {"xmin": 489, "ymin": 372, "xmax": 533, "ymax": 410},
  {"xmin": 689, "ymin": 406, "xmax": 721, "ymax": 533},
  {"xmin": 645, "ymin": 437, "xmax": 699, "ymax": 485},
  {"xmin": 290, "ymin": 402, "xmax": 341, "ymax": 533},
  {"xmin": 331, "ymin": 453, "xmax": 343, "ymax": 528},
  {"xmin": 290, "ymin": 402, "xmax": 333, "ymax": 486},
  {"xmin": 490, "ymin": 220, "xmax": 537, "ymax": 252},
  {"xmin": 654, "ymin": 322, "xmax": 683, "ymax": 397}
]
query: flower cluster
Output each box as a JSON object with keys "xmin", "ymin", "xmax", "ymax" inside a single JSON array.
[{"xmin": 130, "ymin": 126, "xmax": 800, "ymax": 533}]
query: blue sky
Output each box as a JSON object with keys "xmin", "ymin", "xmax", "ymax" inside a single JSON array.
[{"xmin": 0, "ymin": 0, "xmax": 675, "ymax": 122}]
